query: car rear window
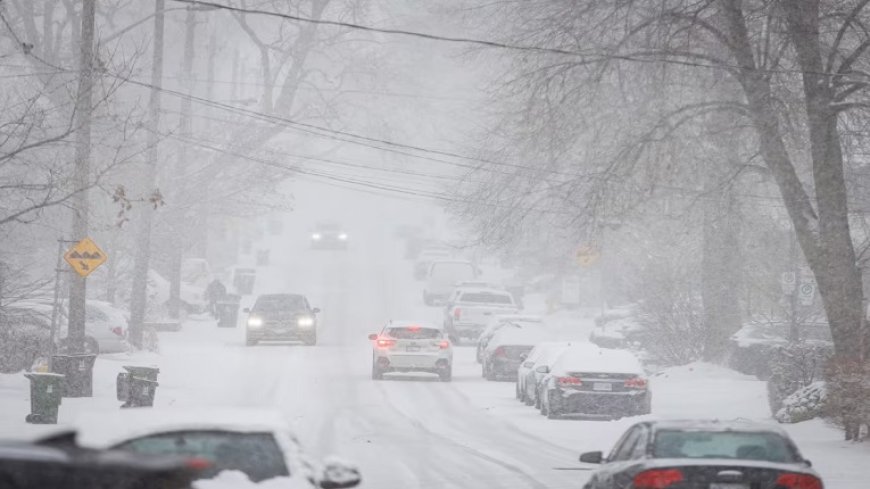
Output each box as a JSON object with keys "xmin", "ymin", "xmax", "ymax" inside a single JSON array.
[
  {"xmin": 459, "ymin": 292, "xmax": 514, "ymax": 304},
  {"xmin": 115, "ymin": 430, "xmax": 289, "ymax": 482},
  {"xmin": 653, "ymin": 430, "xmax": 797, "ymax": 463},
  {"xmin": 387, "ymin": 327, "xmax": 441, "ymax": 339}
]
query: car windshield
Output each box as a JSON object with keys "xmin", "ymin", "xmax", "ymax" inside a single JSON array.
[
  {"xmin": 459, "ymin": 292, "xmax": 513, "ymax": 304},
  {"xmin": 653, "ymin": 430, "xmax": 798, "ymax": 463},
  {"xmin": 386, "ymin": 327, "xmax": 442, "ymax": 339},
  {"xmin": 254, "ymin": 296, "xmax": 307, "ymax": 312},
  {"xmin": 115, "ymin": 431, "xmax": 289, "ymax": 482}
]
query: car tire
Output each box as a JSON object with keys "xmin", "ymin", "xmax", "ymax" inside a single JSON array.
[
  {"xmin": 303, "ymin": 333, "xmax": 317, "ymax": 346},
  {"xmin": 524, "ymin": 391, "xmax": 534, "ymax": 406},
  {"xmin": 439, "ymin": 368, "xmax": 452, "ymax": 382},
  {"xmin": 546, "ymin": 392, "xmax": 561, "ymax": 420},
  {"xmin": 485, "ymin": 364, "xmax": 496, "ymax": 381},
  {"xmin": 371, "ymin": 364, "xmax": 384, "ymax": 380},
  {"xmin": 515, "ymin": 382, "xmax": 522, "ymax": 400}
]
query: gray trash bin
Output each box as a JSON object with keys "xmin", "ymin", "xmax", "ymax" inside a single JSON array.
[
  {"xmin": 117, "ymin": 365, "xmax": 160, "ymax": 408},
  {"xmin": 216, "ymin": 294, "xmax": 241, "ymax": 328},
  {"xmin": 51, "ymin": 354, "xmax": 97, "ymax": 397},
  {"xmin": 24, "ymin": 372, "xmax": 64, "ymax": 424}
]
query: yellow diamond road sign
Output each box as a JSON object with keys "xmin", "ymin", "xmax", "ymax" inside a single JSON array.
[
  {"xmin": 575, "ymin": 245, "xmax": 600, "ymax": 267},
  {"xmin": 64, "ymin": 237, "xmax": 107, "ymax": 278}
]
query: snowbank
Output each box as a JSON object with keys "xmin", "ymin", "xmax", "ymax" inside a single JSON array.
[{"xmin": 193, "ymin": 471, "xmax": 312, "ymax": 489}]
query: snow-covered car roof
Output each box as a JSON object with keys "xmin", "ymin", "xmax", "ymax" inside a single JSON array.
[
  {"xmin": 74, "ymin": 408, "xmax": 298, "ymax": 450},
  {"xmin": 526, "ymin": 341, "xmax": 576, "ymax": 363},
  {"xmin": 456, "ymin": 287, "xmax": 514, "ymax": 298},
  {"xmin": 487, "ymin": 326, "xmax": 549, "ymax": 349},
  {"xmin": 385, "ymin": 320, "xmax": 443, "ymax": 331},
  {"xmin": 551, "ymin": 345, "xmax": 643, "ymax": 375},
  {"xmin": 646, "ymin": 419, "xmax": 791, "ymax": 436}
]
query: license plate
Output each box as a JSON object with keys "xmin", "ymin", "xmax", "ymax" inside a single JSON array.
[
  {"xmin": 710, "ymin": 484, "xmax": 748, "ymax": 489},
  {"xmin": 406, "ymin": 345, "xmax": 421, "ymax": 352},
  {"xmin": 593, "ymin": 382, "xmax": 612, "ymax": 391}
]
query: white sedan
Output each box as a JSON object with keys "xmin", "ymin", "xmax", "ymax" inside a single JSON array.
[{"xmin": 369, "ymin": 320, "xmax": 453, "ymax": 381}]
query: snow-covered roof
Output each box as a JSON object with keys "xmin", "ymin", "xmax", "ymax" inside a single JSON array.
[
  {"xmin": 488, "ymin": 326, "xmax": 549, "ymax": 349},
  {"xmin": 74, "ymin": 408, "xmax": 296, "ymax": 450},
  {"xmin": 648, "ymin": 419, "xmax": 790, "ymax": 436},
  {"xmin": 386, "ymin": 320, "xmax": 443, "ymax": 331},
  {"xmin": 551, "ymin": 346, "xmax": 643, "ymax": 375}
]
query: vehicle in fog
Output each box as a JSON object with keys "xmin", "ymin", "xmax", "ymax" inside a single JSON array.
[
  {"xmin": 476, "ymin": 314, "xmax": 543, "ymax": 363},
  {"xmin": 516, "ymin": 341, "xmax": 574, "ymax": 405},
  {"xmin": 579, "ymin": 420, "xmax": 822, "ymax": 489},
  {"xmin": 413, "ymin": 248, "xmax": 452, "ymax": 280},
  {"xmin": 481, "ymin": 326, "xmax": 549, "ymax": 381},
  {"xmin": 539, "ymin": 346, "xmax": 649, "ymax": 419},
  {"xmin": 443, "ymin": 287, "xmax": 519, "ymax": 343},
  {"xmin": 422, "ymin": 259, "xmax": 479, "ymax": 305},
  {"xmin": 369, "ymin": 320, "xmax": 453, "ymax": 382},
  {"xmin": 726, "ymin": 319, "xmax": 833, "ymax": 380},
  {"xmin": 72, "ymin": 408, "xmax": 361, "ymax": 488},
  {"xmin": 310, "ymin": 221, "xmax": 349, "ymax": 250},
  {"xmin": 243, "ymin": 294, "xmax": 320, "ymax": 346}
]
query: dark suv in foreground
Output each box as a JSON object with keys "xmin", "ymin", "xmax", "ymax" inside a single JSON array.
[{"xmin": 244, "ymin": 294, "xmax": 319, "ymax": 346}]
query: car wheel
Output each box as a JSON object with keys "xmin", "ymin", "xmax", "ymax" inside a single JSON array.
[
  {"xmin": 439, "ymin": 368, "xmax": 452, "ymax": 382},
  {"xmin": 485, "ymin": 364, "xmax": 496, "ymax": 381},
  {"xmin": 540, "ymin": 394, "xmax": 549, "ymax": 416},
  {"xmin": 524, "ymin": 390, "xmax": 534, "ymax": 406},
  {"xmin": 546, "ymin": 392, "xmax": 561, "ymax": 420},
  {"xmin": 371, "ymin": 364, "xmax": 384, "ymax": 381},
  {"xmin": 303, "ymin": 333, "xmax": 317, "ymax": 346}
]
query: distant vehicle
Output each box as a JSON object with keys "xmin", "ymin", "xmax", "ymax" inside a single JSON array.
[
  {"xmin": 60, "ymin": 300, "xmax": 129, "ymax": 354},
  {"xmin": 244, "ymin": 294, "xmax": 320, "ymax": 346},
  {"xmin": 72, "ymin": 408, "xmax": 361, "ymax": 488},
  {"xmin": 588, "ymin": 308, "xmax": 645, "ymax": 350},
  {"xmin": 180, "ymin": 258, "xmax": 213, "ymax": 289},
  {"xmin": 481, "ymin": 326, "xmax": 549, "ymax": 381},
  {"xmin": 0, "ymin": 437, "xmax": 202, "ymax": 489},
  {"xmin": 369, "ymin": 320, "xmax": 453, "ymax": 382},
  {"xmin": 444, "ymin": 288, "xmax": 519, "ymax": 343},
  {"xmin": 726, "ymin": 319, "xmax": 833, "ymax": 379},
  {"xmin": 310, "ymin": 221, "xmax": 349, "ymax": 250},
  {"xmin": 393, "ymin": 224, "xmax": 423, "ymax": 239},
  {"xmin": 0, "ymin": 305, "xmax": 52, "ymax": 373},
  {"xmin": 516, "ymin": 341, "xmax": 574, "ymax": 406},
  {"xmin": 579, "ymin": 419, "xmax": 822, "ymax": 489},
  {"xmin": 476, "ymin": 314, "xmax": 543, "ymax": 363},
  {"xmin": 422, "ymin": 260, "xmax": 479, "ymax": 305},
  {"xmin": 539, "ymin": 346, "xmax": 649, "ymax": 419},
  {"xmin": 413, "ymin": 248, "xmax": 452, "ymax": 280}
]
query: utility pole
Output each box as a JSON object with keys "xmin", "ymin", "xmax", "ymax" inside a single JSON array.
[
  {"xmin": 68, "ymin": 0, "xmax": 96, "ymax": 354},
  {"xmin": 129, "ymin": 0, "xmax": 166, "ymax": 347},
  {"xmin": 168, "ymin": 6, "xmax": 197, "ymax": 319}
]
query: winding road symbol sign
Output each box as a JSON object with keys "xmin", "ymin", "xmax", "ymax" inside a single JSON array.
[
  {"xmin": 64, "ymin": 237, "xmax": 107, "ymax": 278},
  {"xmin": 575, "ymin": 246, "xmax": 600, "ymax": 267}
]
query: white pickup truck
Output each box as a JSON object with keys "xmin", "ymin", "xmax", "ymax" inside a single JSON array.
[{"xmin": 443, "ymin": 288, "xmax": 520, "ymax": 343}]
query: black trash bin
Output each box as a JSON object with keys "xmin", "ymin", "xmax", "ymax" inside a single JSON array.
[
  {"xmin": 117, "ymin": 365, "xmax": 160, "ymax": 408},
  {"xmin": 256, "ymin": 250, "xmax": 270, "ymax": 266},
  {"xmin": 216, "ymin": 294, "xmax": 241, "ymax": 328},
  {"xmin": 233, "ymin": 268, "xmax": 256, "ymax": 295},
  {"xmin": 51, "ymin": 354, "xmax": 97, "ymax": 397},
  {"xmin": 24, "ymin": 372, "xmax": 65, "ymax": 424}
]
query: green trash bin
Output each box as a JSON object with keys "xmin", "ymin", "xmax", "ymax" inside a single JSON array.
[
  {"xmin": 51, "ymin": 354, "xmax": 97, "ymax": 397},
  {"xmin": 24, "ymin": 372, "xmax": 65, "ymax": 424},
  {"xmin": 118, "ymin": 365, "xmax": 160, "ymax": 408}
]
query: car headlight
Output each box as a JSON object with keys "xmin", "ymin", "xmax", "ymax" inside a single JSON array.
[
  {"xmin": 338, "ymin": 233, "xmax": 348, "ymax": 241},
  {"xmin": 311, "ymin": 233, "xmax": 322, "ymax": 240},
  {"xmin": 297, "ymin": 316, "xmax": 315, "ymax": 328},
  {"xmin": 247, "ymin": 316, "xmax": 263, "ymax": 328}
]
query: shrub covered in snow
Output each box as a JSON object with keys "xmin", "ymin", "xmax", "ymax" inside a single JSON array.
[
  {"xmin": 775, "ymin": 381, "xmax": 826, "ymax": 423},
  {"xmin": 766, "ymin": 342, "xmax": 831, "ymax": 415},
  {"xmin": 823, "ymin": 357, "xmax": 870, "ymax": 441}
]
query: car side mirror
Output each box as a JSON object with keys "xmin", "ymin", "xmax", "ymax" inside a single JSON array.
[
  {"xmin": 319, "ymin": 458, "xmax": 361, "ymax": 489},
  {"xmin": 368, "ymin": 333, "xmax": 378, "ymax": 341},
  {"xmin": 313, "ymin": 307, "xmax": 321, "ymax": 314},
  {"xmin": 242, "ymin": 307, "xmax": 250, "ymax": 313},
  {"xmin": 804, "ymin": 459, "xmax": 812, "ymax": 467},
  {"xmin": 535, "ymin": 365, "xmax": 549, "ymax": 374},
  {"xmin": 519, "ymin": 352, "xmax": 528, "ymax": 361},
  {"xmin": 579, "ymin": 451, "xmax": 603, "ymax": 464}
]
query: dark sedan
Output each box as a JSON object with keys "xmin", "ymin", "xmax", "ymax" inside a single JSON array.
[
  {"xmin": 580, "ymin": 420, "xmax": 822, "ymax": 489},
  {"xmin": 244, "ymin": 294, "xmax": 319, "ymax": 346}
]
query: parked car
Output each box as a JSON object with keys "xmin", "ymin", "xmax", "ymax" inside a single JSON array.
[
  {"xmin": 422, "ymin": 260, "xmax": 479, "ymax": 305},
  {"xmin": 588, "ymin": 308, "xmax": 645, "ymax": 350},
  {"xmin": 516, "ymin": 341, "xmax": 575, "ymax": 405},
  {"xmin": 579, "ymin": 419, "xmax": 822, "ymax": 489},
  {"xmin": 444, "ymin": 287, "xmax": 519, "ymax": 343},
  {"xmin": 369, "ymin": 320, "xmax": 453, "ymax": 381},
  {"xmin": 539, "ymin": 346, "xmax": 649, "ymax": 419},
  {"xmin": 413, "ymin": 248, "xmax": 452, "ymax": 280},
  {"xmin": 0, "ymin": 305, "xmax": 52, "ymax": 373},
  {"xmin": 726, "ymin": 319, "xmax": 833, "ymax": 379},
  {"xmin": 310, "ymin": 221, "xmax": 349, "ymax": 250},
  {"xmin": 481, "ymin": 326, "xmax": 549, "ymax": 381},
  {"xmin": 476, "ymin": 314, "xmax": 542, "ymax": 363},
  {"xmin": 71, "ymin": 408, "xmax": 361, "ymax": 488},
  {"xmin": 244, "ymin": 294, "xmax": 320, "ymax": 346},
  {"xmin": 60, "ymin": 300, "xmax": 128, "ymax": 354}
]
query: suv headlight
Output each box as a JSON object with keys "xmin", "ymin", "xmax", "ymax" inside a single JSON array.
[
  {"xmin": 338, "ymin": 233, "xmax": 348, "ymax": 241},
  {"xmin": 297, "ymin": 316, "xmax": 315, "ymax": 328},
  {"xmin": 311, "ymin": 233, "xmax": 322, "ymax": 240},
  {"xmin": 247, "ymin": 316, "xmax": 263, "ymax": 328}
]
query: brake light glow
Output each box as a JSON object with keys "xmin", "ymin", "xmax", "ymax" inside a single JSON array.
[
  {"xmin": 775, "ymin": 473, "xmax": 823, "ymax": 489},
  {"xmin": 624, "ymin": 377, "xmax": 648, "ymax": 389},
  {"xmin": 408, "ymin": 324, "xmax": 421, "ymax": 331},
  {"xmin": 453, "ymin": 308, "xmax": 461, "ymax": 320},
  {"xmin": 376, "ymin": 339, "xmax": 396, "ymax": 348},
  {"xmin": 558, "ymin": 376, "xmax": 582, "ymax": 386},
  {"xmin": 185, "ymin": 457, "xmax": 212, "ymax": 470},
  {"xmin": 633, "ymin": 469, "xmax": 684, "ymax": 489},
  {"xmin": 494, "ymin": 346, "xmax": 506, "ymax": 357},
  {"xmin": 439, "ymin": 340, "xmax": 450, "ymax": 349},
  {"xmin": 111, "ymin": 327, "xmax": 124, "ymax": 337}
]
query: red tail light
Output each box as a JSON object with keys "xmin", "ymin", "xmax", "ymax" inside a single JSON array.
[
  {"xmin": 453, "ymin": 307, "xmax": 461, "ymax": 320},
  {"xmin": 558, "ymin": 376, "xmax": 582, "ymax": 386},
  {"xmin": 185, "ymin": 457, "xmax": 212, "ymax": 470},
  {"xmin": 633, "ymin": 469, "xmax": 684, "ymax": 489},
  {"xmin": 624, "ymin": 377, "xmax": 647, "ymax": 389},
  {"xmin": 111, "ymin": 327, "xmax": 124, "ymax": 337},
  {"xmin": 439, "ymin": 340, "xmax": 450, "ymax": 349},
  {"xmin": 376, "ymin": 338, "xmax": 396, "ymax": 348},
  {"xmin": 775, "ymin": 473, "xmax": 823, "ymax": 489},
  {"xmin": 494, "ymin": 346, "xmax": 506, "ymax": 357}
]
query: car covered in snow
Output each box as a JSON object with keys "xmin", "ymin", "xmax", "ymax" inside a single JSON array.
[
  {"xmin": 579, "ymin": 419, "xmax": 822, "ymax": 489},
  {"xmin": 413, "ymin": 248, "xmax": 453, "ymax": 280},
  {"xmin": 70, "ymin": 408, "xmax": 361, "ymax": 488},
  {"xmin": 243, "ymin": 294, "xmax": 320, "ymax": 346},
  {"xmin": 726, "ymin": 319, "xmax": 833, "ymax": 379},
  {"xmin": 515, "ymin": 341, "xmax": 575, "ymax": 406},
  {"xmin": 422, "ymin": 259, "xmax": 479, "ymax": 305},
  {"xmin": 444, "ymin": 287, "xmax": 519, "ymax": 343},
  {"xmin": 310, "ymin": 221, "xmax": 349, "ymax": 250},
  {"xmin": 588, "ymin": 307, "xmax": 645, "ymax": 350},
  {"xmin": 539, "ymin": 346, "xmax": 650, "ymax": 419},
  {"xmin": 476, "ymin": 314, "xmax": 542, "ymax": 363},
  {"xmin": 369, "ymin": 320, "xmax": 453, "ymax": 381},
  {"xmin": 481, "ymin": 325, "xmax": 549, "ymax": 381}
]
